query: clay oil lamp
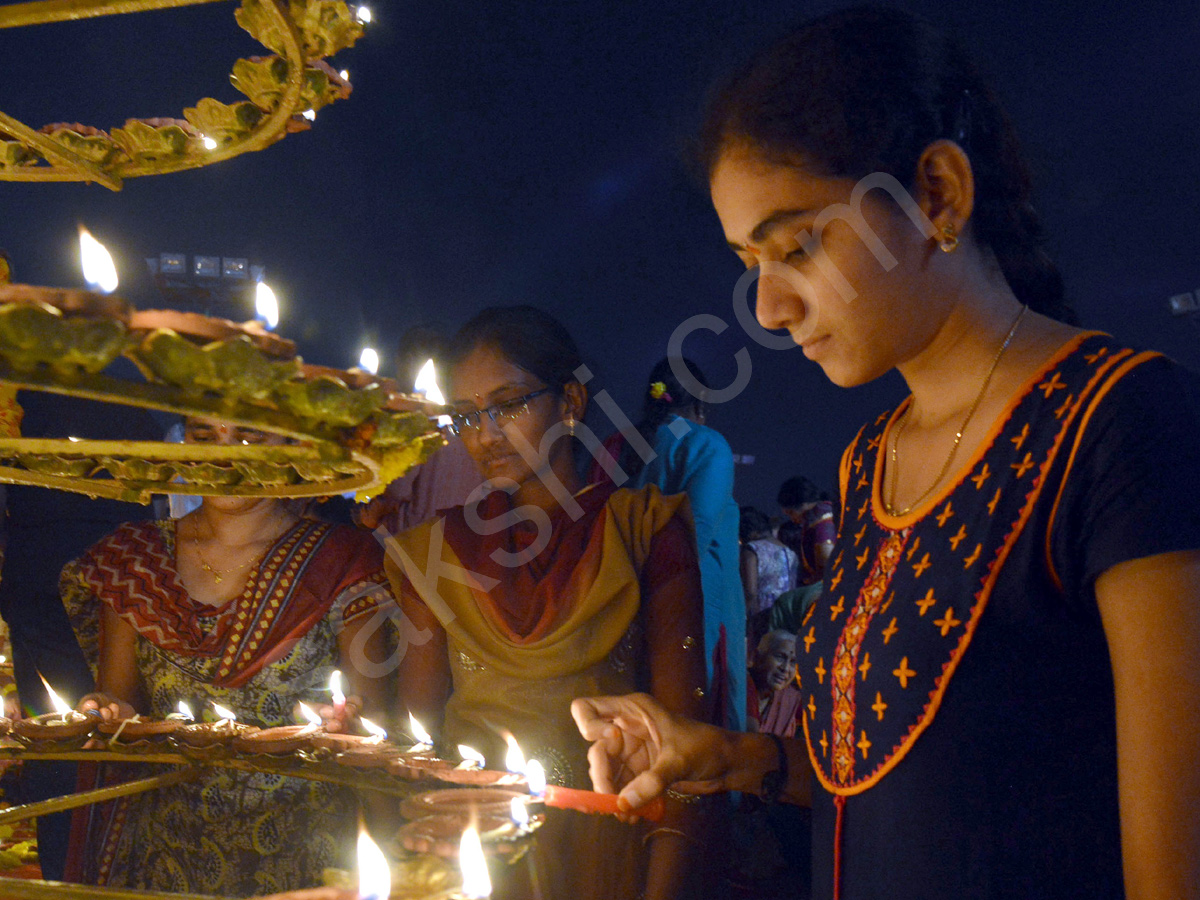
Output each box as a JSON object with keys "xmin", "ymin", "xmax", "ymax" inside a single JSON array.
[
  {"xmin": 97, "ymin": 713, "xmax": 181, "ymax": 750},
  {"xmin": 388, "ymin": 713, "xmax": 453, "ymax": 780},
  {"xmin": 420, "ymin": 735, "xmax": 524, "ymax": 788},
  {"xmin": 175, "ymin": 701, "xmax": 257, "ymax": 755},
  {"xmin": 233, "ymin": 702, "xmax": 324, "ymax": 755},
  {"xmin": 323, "ymin": 717, "xmax": 404, "ymax": 768},
  {"xmin": 12, "ymin": 677, "xmax": 95, "ymax": 749},
  {"xmin": 394, "ymin": 792, "xmax": 543, "ymax": 861}
]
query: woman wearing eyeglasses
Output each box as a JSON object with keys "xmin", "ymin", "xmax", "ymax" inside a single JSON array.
[{"xmin": 384, "ymin": 305, "xmax": 710, "ymax": 900}]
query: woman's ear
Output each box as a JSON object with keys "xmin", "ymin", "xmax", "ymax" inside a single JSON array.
[
  {"xmin": 914, "ymin": 139, "xmax": 975, "ymax": 236},
  {"xmin": 561, "ymin": 381, "xmax": 588, "ymax": 424}
]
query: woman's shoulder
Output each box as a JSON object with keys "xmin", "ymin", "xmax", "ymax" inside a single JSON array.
[{"xmin": 80, "ymin": 519, "xmax": 170, "ymax": 560}]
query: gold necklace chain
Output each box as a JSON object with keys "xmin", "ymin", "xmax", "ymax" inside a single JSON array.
[
  {"xmin": 188, "ymin": 515, "xmax": 298, "ymax": 584},
  {"xmin": 885, "ymin": 305, "xmax": 1028, "ymax": 517}
]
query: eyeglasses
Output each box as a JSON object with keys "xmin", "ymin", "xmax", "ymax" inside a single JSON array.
[{"xmin": 444, "ymin": 387, "xmax": 553, "ymax": 436}]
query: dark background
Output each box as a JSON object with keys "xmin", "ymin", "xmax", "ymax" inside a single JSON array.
[{"xmin": 2, "ymin": 0, "xmax": 1198, "ymax": 510}]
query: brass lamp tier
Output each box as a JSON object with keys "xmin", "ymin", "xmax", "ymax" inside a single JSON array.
[
  {"xmin": 0, "ymin": 0, "xmax": 361, "ymax": 191},
  {"xmin": 0, "ymin": 285, "xmax": 446, "ymax": 503}
]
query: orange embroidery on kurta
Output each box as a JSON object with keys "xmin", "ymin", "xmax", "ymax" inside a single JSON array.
[
  {"xmin": 916, "ymin": 588, "xmax": 937, "ymax": 616},
  {"xmin": 857, "ymin": 730, "xmax": 872, "ymax": 760},
  {"xmin": 1011, "ymin": 452, "xmax": 1035, "ymax": 478},
  {"xmin": 987, "ymin": 488, "xmax": 1002, "ymax": 516},
  {"xmin": 1039, "ymin": 371, "xmax": 1066, "ymax": 398},
  {"xmin": 963, "ymin": 543, "xmax": 982, "ymax": 568},
  {"xmin": 804, "ymin": 626, "xmax": 816, "ymax": 653},
  {"xmin": 971, "ymin": 464, "xmax": 991, "ymax": 490},
  {"xmin": 933, "ymin": 607, "xmax": 962, "ymax": 637},
  {"xmin": 912, "ymin": 553, "xmax": 931, "ymax": 578},
  {"xmin": 948, "ymin": 524, "xmax": 968, "ymax": 550},
  {"xmin": 893, "ymin": 657, "xmax": 916, "ymax": 688},
  {"xmin": 858, "ymin": 653, "xmax": 871, "ymax": 679},
  {"xmin": 935, "ymin": 502, "xmax": 954, "ymax": 527},
  {"xmin": 1010, "ymin": 423, "xmax": 1029, "ymax": 451},
  {"xmin": 871, "ymin": 692, "xmax": 887, "ymax": 721}
]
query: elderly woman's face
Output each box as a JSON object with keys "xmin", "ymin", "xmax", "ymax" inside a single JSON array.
[{"xmin": 754, "ymin": 636, "xmax": 798, "ymax": 693}]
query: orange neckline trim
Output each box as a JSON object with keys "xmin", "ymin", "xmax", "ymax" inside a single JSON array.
[{"xmin": 872, "ymin": 331, "xmax": 1103, "ymax": 529}]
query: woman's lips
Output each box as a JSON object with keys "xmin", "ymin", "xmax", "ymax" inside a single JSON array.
[{"xmin": 800, "ymin": 335, "xmax": 830, "ymax": 359}]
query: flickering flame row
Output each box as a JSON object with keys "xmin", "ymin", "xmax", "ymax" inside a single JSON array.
[
  {"xmin": 177, "ymin": 701, "xmax": 194, "ymax": 721},
  {"xmin": 504, "ymin": 733, "xmax": 526, "ymax": 775},
  {"xmin": 458, "ymin": 744, "xmax": 486, "ymax": 767},
  {"xmin": 255, "ymin": 282, "xmax": 279, "ymax": 329},
  {"xmin": 357, "ymin": 828, "xmax": 389, "ymax": 900},
  {"xmin": 359, "ymin": 347, "xmax": 380, "ymax": 375},
  {"xmin": 79, "ymin": 227, "xmax": 118, "ymax": 294},
  {"xmin": 361, "ymin": 717, "xmax": 387, "ymax": 741},
  {"xmin": 38, "ymin": 673, "xmax": 72, "ymax": 716},
  {"xmin": 329, "ymin": 670, "xmax": 346, "ymax": 707},
  {"xmin": 526, "ymin": 759, "xmax": 547, "ymax": 796},
  {"xmin": 414, "ymin": 358, "xmax": 445, "ymax": 405},
  {"xmin": 211, "ymin": 702, "xmax": 237, "ymax": 722},
  {"xmin": 459, "ymin": 825, "xmax": 491, "ymax": 898},
  {"xmin": 408, "ymin": 712, "xmax": 433, "ymax": 747},
  {"xmin": 298, "ymin": 702, "xmax": 322, "ymax": 727}
]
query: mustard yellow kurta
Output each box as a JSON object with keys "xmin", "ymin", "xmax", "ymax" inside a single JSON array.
[{"xmin": 386, "ymin": 483, "xmax": 691, "ymax": 900}]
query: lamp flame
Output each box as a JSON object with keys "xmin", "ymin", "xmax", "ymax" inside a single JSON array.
[
  {"xmin": 359, "ymin": 347, "xmax": 380, "ymax": 375},
  {"xmin": 511, "ymin": 797, "xmax": 529, "ymax": 828},
  {"xmin": 329, "ymin": 670, "xmax": 345, "ymax": 706},
  {"xmin": 457, "ymin": 745, "xmax": 486, "ymax": 768},
  {"xmin": 301, "ymin": 109, "xmax": 317, "ymax": 121},
  {"xmin": 361, "ymin": 717, "xmax": 387, "ymax": 741},
  {"xmin": 201, "ymin": 135, "xmax": 218, "ymax": 150},
  {"xmin": 38, "ymin": 673, "xmax": 72, "ymax": 716},
  {"xmin": 211, "ymin": 702, "xmax": 237, "ymax": 722},
  {"xmin": 413, "ymin": 359, "xmax": 445, "ymax": 404},
  {"xmin": 176, "ymin": 701, "xmax": 194, "ymax": 721},
  {"xmin": 356, "ymin": 5, "xmax": 372, "ymax": 23},
  {"xmin": 458, "ymin": 825, "xmax": 491, "ymax": 898},
  {"xmin": 255, "ymin": 282, "xmax": 279, "ymax": 330},
  {"xmin": 79, "ymin": 227, "xmax": 118, "ymax": 293},
  {"xmin": 407, "ymin": 713, "xmax": 433, "ymax": 747},
  {"xmin": 298, "ymin": 702, "xmax": 322, "ymax": 727},
  {"xmin": 503, "ymin": 734, "xmax": 526, "ymax": 775},
  {"xmin": 526, "ymin": 759, "xmax": 547, "ymax": 797},
  {"xmin": 357, "ymin": 828, "xmax": 391, "ymax": 900}
]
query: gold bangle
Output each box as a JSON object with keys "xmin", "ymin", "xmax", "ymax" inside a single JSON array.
[{"xmin": 665, "ymin": 788, "xmax": 701, "ymax": 804}]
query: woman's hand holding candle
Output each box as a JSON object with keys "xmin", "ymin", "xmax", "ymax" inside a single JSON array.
[{"xmin": 315, "ymin": 693, "xmax": 362, "ymax": 734}]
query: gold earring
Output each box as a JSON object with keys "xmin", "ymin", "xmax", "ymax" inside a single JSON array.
[
  {"xmin": 938, "ymin": 223, "xmax": 959, "ymax": 253},
  {"xmin": 567, "ymin": 416, "xmax": 575, "ymax": 436}
]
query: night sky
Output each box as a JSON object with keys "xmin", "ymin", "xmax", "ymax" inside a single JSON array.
[{"xmin": 3, "ymin": 0, "xmax": 1198, "ymax": 509}]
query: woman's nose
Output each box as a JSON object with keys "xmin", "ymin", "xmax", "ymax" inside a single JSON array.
[{"xmin": 755, "ymin": 262, "xmax": 805, "ymax": 333}]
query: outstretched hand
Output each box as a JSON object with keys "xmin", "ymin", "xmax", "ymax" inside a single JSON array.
[{"xmin": 571, "ymin": 693, "xmax": 730, "ymax": 813}]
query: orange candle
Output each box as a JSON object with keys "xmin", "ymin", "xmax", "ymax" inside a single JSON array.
[{"xmin": 542, "ymin": 784, "xmax": 665, "ymax": 822}]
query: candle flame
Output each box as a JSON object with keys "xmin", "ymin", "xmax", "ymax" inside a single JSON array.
[
  {"xmin": 177, "ymin": 701, "xmax": 194, "ymax": 721},
  {"xmin": 211, "ymin": 702, "xmax": 237, "ymax": 721},
  {"xmin": 457, "ymin": 745, "xmax": 485, "ymax": 768},
  {"xmin": 357, "ymin": 828, "xmax": 391, "ymax": 900},
  {"xmin": 413, "ymin": 358, "xmax": 445, "ymax": 404},
  {"xmin": 329, "ymin": 670, "xmax": 345, "ymax": 706},
  {"xmin": 298, "ymin": 702, "xmax": 323, "ymax": 726},
  {"xmin": 361, "ymin": 717, "xmax": 387, "ymax": 741},
  {"xmin": 458, "ymin": 825, "xmax": 491, "ymax": 898},
  {"xmin": 407, "ymin": 712, "xmax": 433, "ymax": 746},
  {"xmin": 526, "ymin": 759, "xmax": 547, "ymax": 797},
  {"xmin": 255, "ymin": 282, "xmax": 279, "ymax": 330},
  {"xmin": 38, "ymin": 673, "xmax": 73, "ymax": 716},
  {"xmin": 511, "ymin": 797, "xmax": 529, "ymax": 828},
  {"xmin": 359, "ymin": 347, "xmax": 380, "ymax": 375},
  {"xmin": 79, "ymin": 227, "xmax": 118, "ymax": 293},
  {"xmin": 504, "ymin": 733, "xmax": 526, "ymax": 775}
]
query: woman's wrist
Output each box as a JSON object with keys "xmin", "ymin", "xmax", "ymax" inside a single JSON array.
[{"xmin": 721, "ymin": 730, "xmax": 782, "ymax": 795}]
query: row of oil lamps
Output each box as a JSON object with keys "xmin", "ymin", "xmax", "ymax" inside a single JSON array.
[{"xmin": 72, "ymin": 227, "xmax": 447, "ymax": 394}]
